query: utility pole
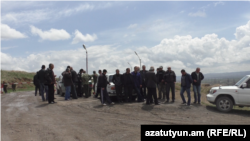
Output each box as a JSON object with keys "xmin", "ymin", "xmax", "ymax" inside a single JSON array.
[
  {"xmin": 83, "ymin": 44, "xmax": 88, "ymax": 74},
  {"xmin": 134, "ymin": 51, "xmax": 141, "ymax": 69}
]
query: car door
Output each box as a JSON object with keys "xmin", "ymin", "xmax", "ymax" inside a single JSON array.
[{"xmin": 237, "ymin": 79, "xmax": 250, "ymax": 105}]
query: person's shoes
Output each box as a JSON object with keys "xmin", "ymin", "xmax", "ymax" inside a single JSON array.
[
  {"xmin": 171, "ymin": 100, "xmax": 174, "ymax": 103},
  {"xmin": 102, "ymin": 103, "xmax": 106, "ymax": 106},
  {"xmin": 193, "ymin": 102, "xmax": 196, "ymax": 104},
  {"xmin": 111, "ymin": 102, "xmax": 115, "ymax": 105},
  {"xmin": 181, "ymin": 102, "xmax": 187, "ymax": 105},
  {"xmin": 52, "ymin": 101, "xmax": 56, "ymax": 103},
  {"xmin": 48, "ymin": 102, "xmax": 52, "ymax": 104},
  {"xmin": 165, "ymin": 100, "xmax": 169, "ymax": 103},
  {"xmin": 146, "ymin": 103, "xmax": 151, "ymax": 105},
  {"xmin": 187, "ymin": 104, "xmax": 191, "ymax": 106}
]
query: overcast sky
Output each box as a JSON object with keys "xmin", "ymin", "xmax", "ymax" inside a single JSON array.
[{"xmin": 1, "ymin": 1, "xmax": 250, "ymax": 76}]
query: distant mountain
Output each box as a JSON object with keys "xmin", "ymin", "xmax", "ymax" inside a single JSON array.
[{"xmin": 176, "ymin": 71, "xmax": 250, "ymax": 82}]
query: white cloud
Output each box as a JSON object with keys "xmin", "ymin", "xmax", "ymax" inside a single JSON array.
[
  {"xmin": 180, "ymin": 11, "xmax": 185, "ymax": 14},
  {"xmin": 71, "ymin": 30, "xmax": 97, "ymax": 44},
  {"xmin": 214, "ymin": 1, "xmax": 225, "ymax": 7},
  {"xmin": 188, "ymin": 11, "xmax": 206, "ymax": 17},
  {"xmin": 30, "ymin": 25, "xmax": 71, "ymax": 41},
  {"xmin": 1, "ymin": 20, "xmax": 250, "ymax": 76},
  {"xmin": 1, "ymin": 24, "xmax": 27, "ymax": 39},
  {"xmin": 127, "ymin": 24, "xmax": 138, "ymax": 29}
]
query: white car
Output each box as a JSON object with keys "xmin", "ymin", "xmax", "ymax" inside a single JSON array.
[
  {"xmin": 94, "ymin": 74, "xmax": 137, "ymax": 101},
  {"xmin": 206, "ymin": 75, "xmax": 250, "ymax": 112}
]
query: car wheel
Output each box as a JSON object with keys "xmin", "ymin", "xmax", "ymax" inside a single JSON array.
[{"xmin": 216, "ymin": 96, "xmax": 233, "ymax": 112}]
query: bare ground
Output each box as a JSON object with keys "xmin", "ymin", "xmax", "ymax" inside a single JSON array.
[{"xmin": 1, "ymin": 91, "xmax": 250, "ymax": 141}]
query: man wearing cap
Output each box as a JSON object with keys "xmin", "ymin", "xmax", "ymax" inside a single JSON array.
[
  {"xmin": 98, "ymin": 69, "xmax": 114, "ymax": 105},
  {"xmin": 164, "ymin": 66, "xmax": 176, "ymax": 103},
  {"xmin": 156, "ymin": 66, "xmax": 166, "ymax": 100},
  {"xmin": 131, "ymin": 66, "xmax": 143, "ymax": 102},
  {"xmin": 37, "ymin": 65, "xmax": 48, "ymax": 101},
  {"xmin": 180, "ymin": 69, "xmax": 193, "ymax": 106},
  {"xmin": 81, "ymin": 70, "xmax": 92, "ymax": 98}
]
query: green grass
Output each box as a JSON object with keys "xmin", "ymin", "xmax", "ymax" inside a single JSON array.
[
  {"xmin": 5, "ymin": 86, "xmax": 35, "ymax": 94},
  {"xmin": 1, "ymin": 70, "xmax": 35, "ymax": 83}
]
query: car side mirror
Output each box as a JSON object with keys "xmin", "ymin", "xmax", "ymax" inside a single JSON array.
[{"xmin": 242, "ymin": 83, "xmax": 247, "ymax": 88}]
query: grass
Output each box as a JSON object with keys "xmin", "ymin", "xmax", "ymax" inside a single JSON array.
[
  {"xmin": 5, "ymin": 86, "xmax": 35, "ymax": 94},
  {"xmin": 1, "ymin": 70, "xmax": 35, "ymax": 83}
]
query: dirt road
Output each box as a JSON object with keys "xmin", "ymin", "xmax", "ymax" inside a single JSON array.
[{"xmin": 2, "ymin": 91, "xmax": 250, "ymax": 141}]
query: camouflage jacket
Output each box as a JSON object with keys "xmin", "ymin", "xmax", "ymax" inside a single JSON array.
[{"xmin": 81, "ymin": 73, "xmax": 91, "ymax": 85}]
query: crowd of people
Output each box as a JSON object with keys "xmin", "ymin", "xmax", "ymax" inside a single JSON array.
[{"xmin": 33, "ymin": 63, "xmax": 204, "ymax": 106}]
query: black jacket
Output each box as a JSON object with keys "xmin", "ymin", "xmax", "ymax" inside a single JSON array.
[
  {"xmin": 98, "ymin": 73, "xmax": 109, "ymax": 88},
  {"xmin": 123, "ymin": 72, "xmax": 134, "ymax": 87},
  {"xmin": 156, "ymin": 70, "xmax": 165, "ymax": 84},
  {"xmin": 164, "ymin": 70, "xmax": 176, "ymax": 83},
  {"xmin": 112, "ymin": 74, "xmax": 123, "ymax": 86},
  {"xmin": 77, "ymin": 72, "xmax": 83, "ymax": 84},
  {"xmin": 71, "ymin": 70, "xmax": 77, "ymax": 83},
  {"xmin": 44, "ymin": 68, "xmax": 54, "ymax": 85},
  {"xmin": 140, "ymin": 70, "xmax": 148, "ymax": 84},
  {"xmin": 145, "ymin": 71, "xmax": 157, "ymax": 88},
  {"xmin": 33, "ymin": 74, "xmax": 40, "ymax": 86},
  {"xmin": 191, "ymin": 71, "xmax": 204, "ymax": 86},
  {"xmin": 37, "ymin": 69, "xmax": 46, "ymax": 84},
  {"xmin": 63, "ymin": 72, "xmax": 73, "ymax": 86}
]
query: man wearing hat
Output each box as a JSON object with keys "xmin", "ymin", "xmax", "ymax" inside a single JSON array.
[{"xmin": 156, "ymin": 66, "xmax": 166, "ymax": 100}]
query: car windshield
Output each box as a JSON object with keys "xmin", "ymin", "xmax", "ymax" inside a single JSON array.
[
  {"xmin": 109, "ymin": 75, "xmax": 113, "ymax": 83},
  {"xmin": 235, "ymin": 76, "xmax": 249, "ymax": 86}
]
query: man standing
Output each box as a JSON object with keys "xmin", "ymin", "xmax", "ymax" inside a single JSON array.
[
  {"xmin": 63, "ymin": 68, "xmax": 73, "ymax": 100},
  {"xmin": 123, "ymin": 68, "xmax": 134, "ymax": 102},
  {"xmin": 37, "ymin": 65, "xmax": 48, "ymax": 101},
  {"xmin": 3, "ymin": 81, "xmax": 8, "ymax": 94},
  {"xmin": 140, "ymin": 65, "xmax": 148, "ymax": 100},
  {"xmin": 145, "ymin": 66, "xmax": 160, "ymax": 105},
  {"xmin": 77, "ymin": 69, "xmax": 84, "ymax": 97},
  {"xmin": 112, "ymin": 69, "xmax": 123, "ymax": 103},
  {"xmin": 95, "ymin": 70, "xmax": 102, "ymax": 98},
  {"xmin": 180, "ymin": 69, "xmax": 193, "ymax": 106},
  {"xmin": 164, "ymin": 67, "xmax": 176, "ymax": 103},
  {"xmin": 156, "ymin": 66, "xmax": 166, "ymax": 100},
  {"xmin": 99, "ymin": 69, "xmax": 114, "ymax": 105},
  {"xmin": 131, "ymin": 66, "xmax": 143, "ymax": 102},
  {"xmin": 82, "ymin": 70, "xmax": 91, "ymax": 98},
  {"xmin": 191, "ymin": 68, "xmax": 204, "ymax": 104},
  {"xmin": 92, "ymin": 71, "xmax": 98, "ymax": 95},
  {"xmin": 33, "ymin": 71, "xmax": 40, "ymax": 96},
  {"xmin": 44, "ymin": 63, "xmax": 56, "ymax": 104},
  {"xmin": 70, "ymin": 67, "xmax": 78, "ymax": 99}
]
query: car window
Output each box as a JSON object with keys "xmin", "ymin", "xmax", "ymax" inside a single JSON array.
[
  {"xmin": 246, "ymin": 79, "xmax": 250, "ymax": 88},
  {"xmin": 235, "ymin": 76, "xmax": 249, "ymax": 86},
  {"xmin": 109, "ymin": 75, "xmax": 113, "ymax": 83}
]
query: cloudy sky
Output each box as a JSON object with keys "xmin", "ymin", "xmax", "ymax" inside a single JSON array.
[{"xmin": 1, "ymin": 1, "xmax": 250, "ymax": 77}]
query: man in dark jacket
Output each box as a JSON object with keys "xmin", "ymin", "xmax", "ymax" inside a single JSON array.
[
  {"xmin": 44, "ymin": 63, "xmax": 56, "ymax": 104},
  {"xmin": 180, "ymin": 69, "xmax": 193, "ymax": 106},
  {"xmin": 145, "ymin": 66, "xmax": 160, "ymax": 105},
  {"xmin": 131, "ymin": 66, "xmax": 143, "ymax": 102},
  {"xmin": 37, "ymin": 65, "xmax": 48, "ymax": 101},
  {"xmin": 123, "ymin": 68, "xmax": 134, "ymax": 102},
  {"xmin": 77, "ymin": 69, "xmax": 84, "ymax": 97},
  {"xmin": 99, "ymin": 69, "xmax": 114, "ymax": 105},
  {"xmin": 140, "ymin": 65, "xmax": 148, "ymax": 100},
  {"xmin": 112, "ymin": 69, "xmax": 123, "ymax": 103},
  {"xmin": 63, "ymin": 68, "xmax": 73, "ymax": 100},
  {"xmin": 191, "ymin": 68, "xmax": 204, "ymax": 104},
  {"xmin": 33, "ymin": 71, "xmax": 40, "ymax": 96},
  {"xmin": 70, "ymin": 67, "xmax": 78, "ymax": 99},
  {"xmin": 164, "ymin": 67, "xmax": 176, "ymax": 103},
  {"xmin": 95, "ymin": 70, "xmax": 102, "ymax": 98},
  {"xmin": 156, "ymin": 66, "xmax": 166, "ymax": 100}
]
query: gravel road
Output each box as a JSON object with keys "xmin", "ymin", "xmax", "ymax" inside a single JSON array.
[{"xmin": 2, "ymin": 91, "xmax": 250, "ymax": 141}]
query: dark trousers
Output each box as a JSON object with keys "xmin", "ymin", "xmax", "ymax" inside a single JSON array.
[
  {"xmin": 100, "ymin": 88, "xmax": 112, "ymax": 104},
  {"xmin": 95, "ymin": 87, "xmax": 100, "ymax": 98},
  {"xmin": 71, "ymin": 83, "xmax": 78, "ymax": 99},
  {"xmin": 166, "ymin": 83, "xmax": 175, "ymax": 101},
  {"xmin": 140, "ymin": 85, "xmax": 147, "ymax": 100},
  {"xmin": 35, "ymin": 85, "xmax": 40, "ymax": 96},
  {"xmin": 147, "ymin": 87, "xmax": 158, "ymax": 104},
  {"xmin": 12, "ymin": 84, "xmax": 16, "ymax": 91},
  {"xmin": 134, "ymin": 87, "xmax": 143, "ymax": 102},
  {"xmin": 124, "ymin": 86, "xmax": 133, "ymax": 102},
  {"xmin": 83, "ymin": 84, "xmax": 90, "ymax": 98},
  {"xmin": 115, "ymin": 85, "xmax": 122, "ymax": 101},
  {"xmin": 3, "ymin": 85, "xmax": 7, "ymax": 93},
  {"xmin": 78, "ymin": 83, "xmax": 82, "ymax": 97},
  {"xmin": 48, "ymin": 84, "xmax": 55, "ymax": 103}
]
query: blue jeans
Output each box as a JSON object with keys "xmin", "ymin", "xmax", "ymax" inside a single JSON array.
[
  {"xmin": 134, "ymin": 87, "xmax": 143, "ymax": 101},
  {"xmin": 180, "ymin": 87, "xmax": 191, "ymax": 105},
  {"xmin": 193, "ymin": 85, "xmax": 201, "ymax": 103},
  {"xmin": 40, "ymin": 83, "xmax": 48, "ymax": 101},
  {"xmin": 65, "ymin": 86, "xmax": 71, "ymax": 100}
]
